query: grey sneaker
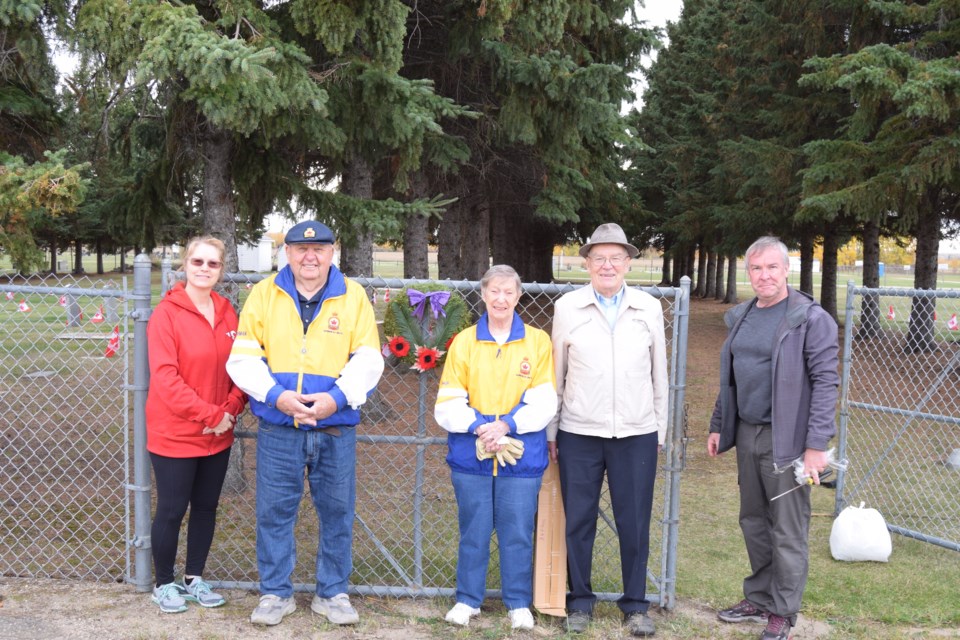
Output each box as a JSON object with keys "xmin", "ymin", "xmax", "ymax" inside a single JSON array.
[
  {"xmin": 250, "ymin": 594, "xmax": 296, "ymax": 626},
  {"xmin": 718, "ymin": 599, "xmax": 768, "ymax": 623},
  {"xmin": 625, "ymin": 611, "xmax": 656, "ymax": 637},
  {"xmin": 311, "ymin": 592, "xmax": 360, "ymax": 625},
  {"xmin": 152, "ymin": 582, "xmax": 188, "ymax": 614},
  {"xmin": 182, "ymin": 577, "xmax": 225, "ymax": 608},
  {"xmin": 566, "ymin": 610, "xmax": 592, "ymax": 633}
]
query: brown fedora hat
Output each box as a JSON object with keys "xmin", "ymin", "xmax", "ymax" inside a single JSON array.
[{"xmin": 579, "ymin": 223, "xmax": 639, "ymax": 258}]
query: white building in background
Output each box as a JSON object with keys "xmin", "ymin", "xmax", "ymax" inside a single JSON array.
[{"xmin": 237, "ymin": 235, "xmax": 273, "ymax": 272}]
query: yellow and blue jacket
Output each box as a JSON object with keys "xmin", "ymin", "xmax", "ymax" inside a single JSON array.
[
  {"xmin": 226, "ymin": 265, "xmax": 384, "ymax": 429},
  {"xmin": 435, "ymin": 312, "xmax": 556, "ymax": 477}
]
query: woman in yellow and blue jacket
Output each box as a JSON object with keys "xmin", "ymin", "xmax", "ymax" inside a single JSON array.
[{"xmin": 434, "ymin": 265, "xmax": 556, "ymax": 631}]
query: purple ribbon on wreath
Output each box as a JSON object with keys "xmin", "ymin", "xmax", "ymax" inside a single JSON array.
[{"xmin": 407, "ymin": 289, "xmax": 451, "ymax": 320}]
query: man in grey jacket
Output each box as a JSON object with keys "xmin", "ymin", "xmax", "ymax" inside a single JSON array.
[{"xmin": 707, "ymin": 236, "xmax": 839, "ymax": 640}]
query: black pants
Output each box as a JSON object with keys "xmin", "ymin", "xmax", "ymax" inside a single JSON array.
[
  {"xmin": 557, "ymin": 430, "xmax": 658, "ymax": 615},
  {"xmin": 150, "ymin": 448, "xmax": 230, "ymax": 586}
]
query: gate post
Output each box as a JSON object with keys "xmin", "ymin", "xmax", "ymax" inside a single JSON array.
[
  {"xmin": 131, "ymin": 254, "xmax": 154, "ymax": 591},
  {"xmin": 660, "ymin": 276, "xmax": 690, "ymax": 609}
]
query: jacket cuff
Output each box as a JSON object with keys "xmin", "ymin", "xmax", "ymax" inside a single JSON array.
[
  {"xmin": 265, "ymin": 384, "xmax": 286, "ymax": 409},
  {"xmin": 328, "ymin": 386, "xmax": 348, "ymax": 411}
]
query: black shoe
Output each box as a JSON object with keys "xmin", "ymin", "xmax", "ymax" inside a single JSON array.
[
  {"xmin": 625, "ymin": 611, "xmax": 656, "ymax": 637},
  {"xmin": 566, "ymin": 610, "xmax": 592, "ymax": 633},
  {"xmin": 760, "ymin": 613, "xmax": 792, "ymax": 640},
  {"xmin": 718, "ymin": 599, "xmax": 768, "ymax": 624}
]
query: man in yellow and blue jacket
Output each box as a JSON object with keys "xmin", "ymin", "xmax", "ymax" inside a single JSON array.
[{"xmin": 227, "ymin": 220, "xmax": 383, "ymax": 628}]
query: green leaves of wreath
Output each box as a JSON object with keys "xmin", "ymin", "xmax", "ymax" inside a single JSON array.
[{"xmin": 383, "ymin": 285, "xmax": 473, "ymax": 369}]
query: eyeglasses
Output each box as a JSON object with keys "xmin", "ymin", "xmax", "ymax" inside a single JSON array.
[
  {"xmin": 189, "ymin": 258, "xmax": 223, "ymax": 269},
  {"xmin": 588, "ymin": 255, "xmax": 629, "ymax": 267}
]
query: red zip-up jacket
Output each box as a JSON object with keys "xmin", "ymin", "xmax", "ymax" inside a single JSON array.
[{"xmin": 146, "ymin": 282, "xmax": 247, "ymax": 458}]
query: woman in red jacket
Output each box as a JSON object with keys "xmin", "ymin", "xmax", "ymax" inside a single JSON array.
[{"xmin": 146, "ymin": 236, "xmax": 247, "ymax": 613}]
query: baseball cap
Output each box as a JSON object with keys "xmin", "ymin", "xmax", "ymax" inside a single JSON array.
[{"xmin": 284, "ymin": 221, "xmax": 335, "ymax": 245}]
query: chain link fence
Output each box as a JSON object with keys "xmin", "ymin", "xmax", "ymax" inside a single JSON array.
[
  {"xmin": 2, "ymin": 259, "xmax": 689, "ymax": 609},
  {"xmin": 838, "ymin": 284, "xmax": 960, "ymax": 551},
  {"xmin": 0, "ymin": 275, "xmax": 130, "ymax": 580},
  {"xmin": 162, "ymin": 263, "xmax": 690, "ymax": 607}
]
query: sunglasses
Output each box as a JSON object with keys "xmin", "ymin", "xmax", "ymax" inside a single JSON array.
[{"xmin": 189, "ymin": 258, "xmax": 223, "ymax": 269}]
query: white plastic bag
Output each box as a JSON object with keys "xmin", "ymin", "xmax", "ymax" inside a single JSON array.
[{"xmin": 829, "ymin": 502, "xmax": 892, "ymax": 562}]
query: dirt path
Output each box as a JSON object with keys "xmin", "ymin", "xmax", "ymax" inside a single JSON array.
[{"xmin": 0, "ymin": 578, "xmax": 837, "ymax": 640}]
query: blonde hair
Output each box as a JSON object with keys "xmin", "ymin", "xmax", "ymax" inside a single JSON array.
[{"xmin": 183, "ymin": 236, "xmax": 226, "ymax": 283}]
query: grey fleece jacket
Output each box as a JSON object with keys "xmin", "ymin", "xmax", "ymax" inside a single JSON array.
[{"xmin": 709, "ymin": 287, "xmax": 840, "ymax": 469}]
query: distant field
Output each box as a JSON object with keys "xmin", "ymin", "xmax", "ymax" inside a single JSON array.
[{"xmin": 3, "ymin": 251, "xmax": 960, "ymax": 294}]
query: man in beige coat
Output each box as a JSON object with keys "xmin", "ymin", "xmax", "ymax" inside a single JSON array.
[{"xmin": 548, "ymin": 223, "xmax": 668, "ymax": 637}]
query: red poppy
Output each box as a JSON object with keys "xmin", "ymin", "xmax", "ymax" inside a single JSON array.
[
  {"xmin": 388, "ymin": 335, "xmax": 411, "ymax": 358},
  {"xmin": 412, "ymin": 346, "xmax": 441, "ymax": 372},
  {"xmin": 445, "ymin": 332, "xmax": 458, "ymax": 351}
]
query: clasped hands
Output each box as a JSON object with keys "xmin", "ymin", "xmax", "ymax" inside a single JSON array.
[
  {"xmin": 475, "ymin": 420, "xmax": 524, "ymax": 466},
  {"xmin": 202, "ymin": 412, "xmax": 236, "ymax": 436},
  {"xmin": 276, "ymin": 390, "xmax": 338, "ymax": 426}
]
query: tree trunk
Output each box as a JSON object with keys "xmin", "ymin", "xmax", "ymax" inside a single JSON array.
[
  {"xmin": 820, "ymin": 229, "xmax": 839, "ymax": 321},
  {"xmin": 659, "ymin": 250, "xmax": 671, "ymax": 287},
  {"xmin": 724, "ymin": 254, "xmax": 738, "ymax": 304},
  {"xmin": 201, "ymin": 128, "xmax": 238, "ymax": 272},
  {"xmin": 694, "ymin": 242, "xmax": 707, "ymax": 297},
  {"xmin": 856, "ymin": 219, "xmax": 881, "ymax": 340},
  {"xmin": 799, "ymin": 233, "xmax": 814, "ymax": 295},
  {"xmin": 339, "ymin": 155, "xmax": 374, "ymax": 277},
  {"xmin": 704, "ymin": 249, "xmax": 717, "ymax": 299},
  {"xmin": 49, "ymin": 237, "xmax": 58, "ymax": 273},
  {"xmin": 96, "ymin": 239, "xmax": 105, "ymax": 275},
  {"xmin": 906, "ymin": 195, "xmax": 940, "ymax": 352},
  {"xmin": 524, "ymin": 218, "xmax": 556, "ymax": 283},
  {"xmin": 714, "ymin": 253, "xmax": 725, "ymax": 301},
  {"xmin": 460, "ymin": 198, "xmax": 490, "ymax": 280},
  {"xmin": 403, "ymin": 172, "xmax": 430, "ymax": 279},
  {"xmin": 437, "ymin": 198, "xmax": 464, "ymax": 280},
  {"xmin": 73, "ymin": 239, "xmax": 84, "ymax": 274}
]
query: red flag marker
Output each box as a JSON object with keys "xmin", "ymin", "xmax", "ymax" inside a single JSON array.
[
  {"xmin": 17, "ymin": 299, "xmax": 30, "ymax": 312},
  {"xmin": 886, "ymin": 305, "xmax": 895, "ymax": 320},
  {"xmin": 949, "ymin": 314, "xmax": 959, "ymax": 332},
  {"xmin": 91, "ymin": 306, "xmax": 105, "ymax": 323},
  {"xmin": 58, "ymin": 295, "xmax": 67, "ymax": 306},
  {"xmin": 104, "ymin": 325, "xmax": 120, "ymax": 357},
  {"xmin": 384, "ymin": 289, "xmax": 391, "ymax": 303}
]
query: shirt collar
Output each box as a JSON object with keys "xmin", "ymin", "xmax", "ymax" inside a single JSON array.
[{"xmin": 593, "ymin": 285, "xmax": 624, "ymax": 307}]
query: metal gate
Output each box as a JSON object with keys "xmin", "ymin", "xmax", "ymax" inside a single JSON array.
[
  {"xmin": 838, "ymin": 284, "xmax": 960, "ymax": 551},
  {"xmin": 0, "ymin": 275, "xmax": 131, "ymax": 580},
  {"xmin": 160, "ymin": 262, "xmax": 691, "ymax": 608}
]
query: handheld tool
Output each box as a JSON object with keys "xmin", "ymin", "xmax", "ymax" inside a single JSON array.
[{"xmin": 770, "ymin": 468, "xmax": 833, "ymax": 502}]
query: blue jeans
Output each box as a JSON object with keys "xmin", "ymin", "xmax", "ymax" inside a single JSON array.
[
  {"xmin": 450, "ymin": 471, "xmax": 542, "ymax": 610},
  {"xmin": 255, "ymin": 421, "xmax": 356, "ymax": 598}
]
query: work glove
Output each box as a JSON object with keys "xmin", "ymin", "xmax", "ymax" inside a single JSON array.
[{"xmin": 475, "ymin": 435, "xmax": 525, "ymax": 466}]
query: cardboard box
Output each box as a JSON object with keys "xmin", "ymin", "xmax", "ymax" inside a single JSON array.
[{"xmin": 533, "ymin": 459, "xmax": 567, "ymax": 617}]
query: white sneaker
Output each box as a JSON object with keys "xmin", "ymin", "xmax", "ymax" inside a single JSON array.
[
  {"xmin": 250, "ymin": 594, "xmax": 296, "ymax": 626},
  {"xmin": 509, "ymin": 607, "xmax": 535, "ymax": 630},
  {"xmin": 311, "ymin": 592, "xmax": 360, "ymax": 625},
  {"xmin": 445, "ymin": 602, "xmax": 481, "ymax": 626}
]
